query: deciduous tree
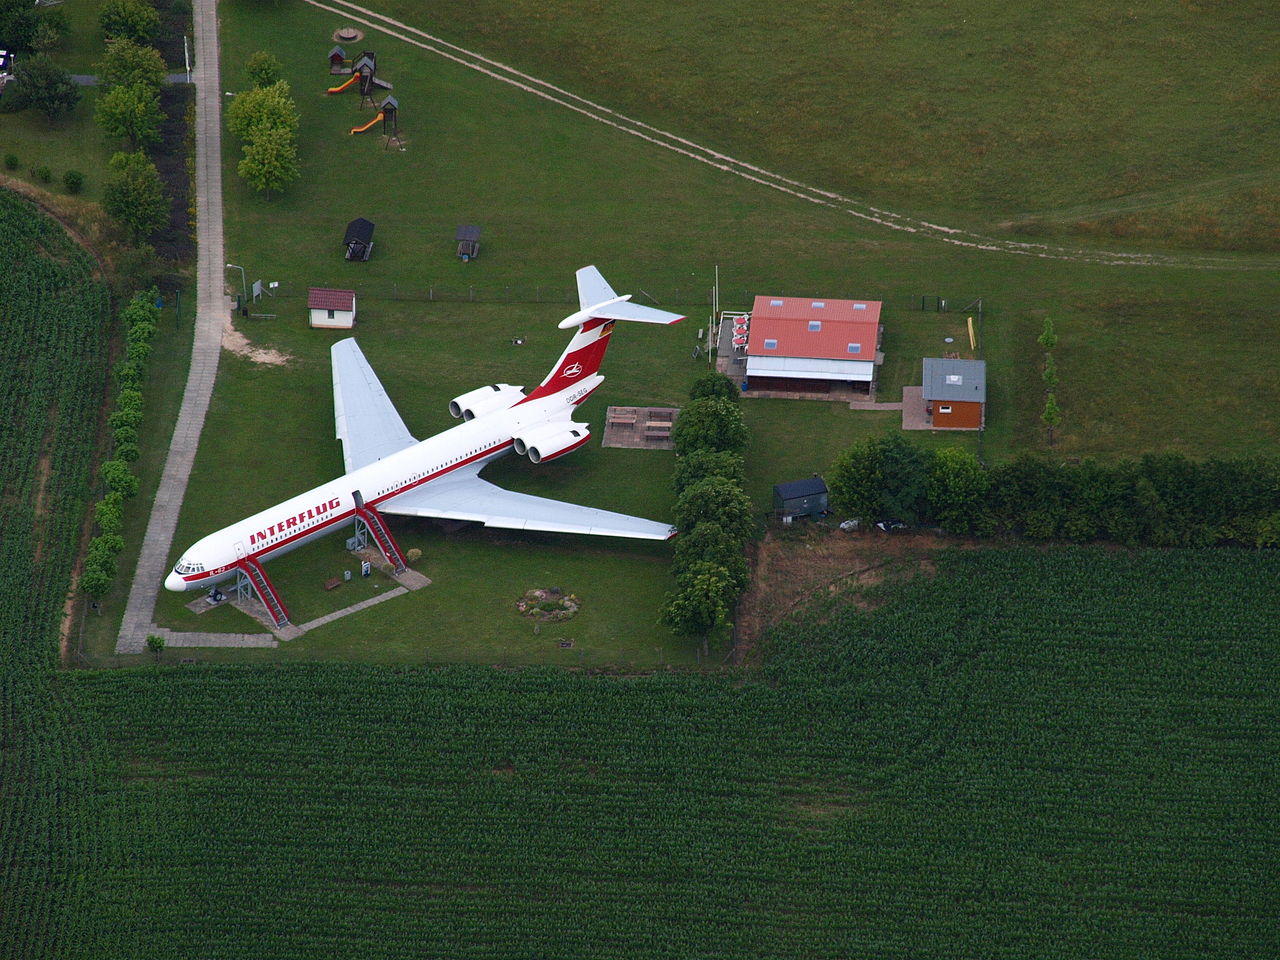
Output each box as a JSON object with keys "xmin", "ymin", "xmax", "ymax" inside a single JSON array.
[
  {"xmin": 672, "ymin": 448, "xmax": 745, "ymax": 496},
  {"xmin": 926, "ymin": 447, "xmax": 990, "ymax": 534},
  {"xmin": 98, "ymin": 38, "xmax": 167, "ymax": 90},
  {"xmin": 100, "ymin": 0, "xmax": 160, "ymax": 43},
  {"xmin": 7, "ymin": 55, "xmax": 81, "ymax": 119},
  {"xmin": 237, "ymin": 124, "xmax": 300, "ymax": 196},
  {"xmin": 103, "ymin": 150, "xmax": 168, "ymax": 239},
  {"xmin": 95, "ymin": 82, "xmax": 162, "ymax": 147},
  {"xmin": 672, "ymin": 522, "xmax": 749, "ymax": 593},
  {"xmin": 226, "ymin": 80, "xmax": 298, "ymax": 142},
  {"xmin": 671, "ymin": 397, "xmax": 748, "ymax": 456},
  {"xmin": 245, "ymin": 50, "xmax": 282, "ymax": 88},
  {"xmin": 672, "ymin": 476, "xmax": 755, "ymax": 539},
  {"xmin": 689, "ymin": 370, "xmax": 739, "ymax": 403},
  {"xmin": 662, "ymin": 561, "xmax": 735, "ymax": 637}
]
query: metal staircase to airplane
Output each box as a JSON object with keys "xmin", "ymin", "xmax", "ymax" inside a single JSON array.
[
  {"xmin": 353, "ymin": 491, "xmax": 408, "ymax": 573},
  {"xmin": 236, "ymin": 555, "xmax": 290, "ymax": 628}
]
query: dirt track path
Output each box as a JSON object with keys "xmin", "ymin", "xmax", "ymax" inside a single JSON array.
[
  {"xmin": 114, "ymin": 0, "xmax": 245, "ymax": 654},
  {"xmin": 303, "ymin": 0, "xmax": 1277, "ymax": 273}
]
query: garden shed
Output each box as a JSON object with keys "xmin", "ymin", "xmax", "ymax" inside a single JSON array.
[
  {"xmin": 343, "ymin": 218, "xmax": 375, "ymax": 261},
  {"xmin": 308, "ymin": 287, "xmax": 357, "ymax": 329},
  {"xmin": 922, "ymin": 357, "xmax": 986, "ymax": 429},
  {"xmin": 773, "ymin": 476, "xmax": 829, "ymax": 520}
]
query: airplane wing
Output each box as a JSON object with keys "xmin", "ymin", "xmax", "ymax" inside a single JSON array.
[
  {"xmin": 331, "ymin": 338, "xmax": 419, "ymax": 473},
  {"xmin": 380, "ymin": 464, "xmax": 676, "ymax": 540}
]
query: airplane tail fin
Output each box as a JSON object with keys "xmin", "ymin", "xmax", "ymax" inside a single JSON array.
[{"xmin": 521, "ymin": 266, "xmax": 683, "ymax": 403}]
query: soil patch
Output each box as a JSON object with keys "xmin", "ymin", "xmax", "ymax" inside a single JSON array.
[
  {"xmin": 733, "ymin": 525, "xmax": 958, "ymax": 665},
  {"xmin": 223, "ymin": 316, "xmax": 291, "ymax": 365}
]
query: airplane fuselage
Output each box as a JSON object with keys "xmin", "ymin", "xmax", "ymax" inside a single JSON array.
[{"xmin": 165, "ymin": 380, "xmax": 599, "ymax": 592}]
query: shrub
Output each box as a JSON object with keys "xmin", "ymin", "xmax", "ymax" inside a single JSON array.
[
  {"xmin": 3, "ymin": 153, "xmax": 18, "ymax": 170},
  {"xmin": 63, "ymin": 169, "xmax": 83, "ymax": 193},
  {"xmin": 35, "ymin": 165, "xmax": 51, "ymax": 183},
  {"xmin": 100, "ymin": 0, "xmax": 160, "ymax": 43}
]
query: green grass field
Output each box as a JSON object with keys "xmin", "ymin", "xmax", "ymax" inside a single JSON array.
[{"xmin": 73, "ymin": 0, "xmax": 1277, "ymax": 662}]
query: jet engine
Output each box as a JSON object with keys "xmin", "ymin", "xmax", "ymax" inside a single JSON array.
[
  {"xmin": 448, "ymin": 383, "xmax": 524, "ymax": 421},
  {"xmin": 513, "ymin": 422, "xmax": 590, "ymax": 464}
]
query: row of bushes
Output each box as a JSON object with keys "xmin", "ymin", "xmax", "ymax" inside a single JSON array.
[
  {"xmin": 662, "ymin": 373, "xmax": 754, "ymax": 639},
  {"xmin": 2, "ymin": 154, "xmax": 84, "ymax": 192},
  {"xmin": 82, "ymin": 290, "xmax": 160, "ymax": 598},
  {"xmin": 830, "ymin": 433, "xmax": 1280, "ymax": 548}
]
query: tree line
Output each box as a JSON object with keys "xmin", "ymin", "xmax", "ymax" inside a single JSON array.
[
  {"xmin": 829, "ymin": 433, "xmax": 1280, "ymax": 548},
  {"xmin": 662, "ymin": 372, "xmax": 754, "ymax": 644}
]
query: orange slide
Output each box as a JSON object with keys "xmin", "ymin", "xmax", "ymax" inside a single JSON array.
[
  {"xmin": 326, "ymin": 74, "xmax": 359, "ymax": 95},
  {"xmin": 350, "ymin": 112, "xmax": 383, "ymax": 135}
]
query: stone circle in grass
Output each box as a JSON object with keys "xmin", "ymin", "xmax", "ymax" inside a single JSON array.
[{"xmin": 516, "ymin": 587, "xmax": 580, "ymax": 622}]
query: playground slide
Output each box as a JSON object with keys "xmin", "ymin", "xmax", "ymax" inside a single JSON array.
[
  {"xmin": 350, "ymin": 112, "xmax": 383, "ymax": 135},
  {"xmin": 326, "ymin": 74, "xmax": 359, "ymax": 95}
]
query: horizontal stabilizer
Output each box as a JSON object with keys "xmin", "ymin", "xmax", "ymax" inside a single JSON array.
[{"xmin": 562, "ymin": 265, "xmax": 684, "ymax": 329}]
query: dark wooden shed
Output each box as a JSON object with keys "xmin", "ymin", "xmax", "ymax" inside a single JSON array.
[
  {"xmin": 344, "ymin": 218, "xmax": 375, "ymax": 261},
  {"xmin": 773, "ymin": 476, "xmax": 829, "ymax": 520},
  {"xmin": 455, "ymin": 224, "xmax": 481, "ymax": 261}
]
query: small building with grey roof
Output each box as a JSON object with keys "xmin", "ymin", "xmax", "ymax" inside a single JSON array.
[{"xmin": 922, "ymin": 357, "xmax": 986, "ymax": 429}]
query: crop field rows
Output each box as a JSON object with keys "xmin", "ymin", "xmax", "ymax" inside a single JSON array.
[
  {"xmin": 34, "ymin": 547, "xmax": 1271, "ymax": 959},
  {"xmin": 0, "ymin": 190, "xmax": 113, "ymax": 960}
]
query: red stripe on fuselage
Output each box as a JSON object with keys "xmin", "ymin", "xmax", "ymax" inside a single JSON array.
[{"xmin": 178, "ymin": 438, "xmax": 516, "ymax": 584}]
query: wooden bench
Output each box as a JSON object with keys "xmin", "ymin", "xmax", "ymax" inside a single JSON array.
[{"xmin": 324, "ymin": 577, "xmax": 342, "ymax": 591}]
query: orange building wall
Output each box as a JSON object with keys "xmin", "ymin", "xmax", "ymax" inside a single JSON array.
[{"xmin": 932, "ymin": 400, "xmax": 983, "ymax": 429}]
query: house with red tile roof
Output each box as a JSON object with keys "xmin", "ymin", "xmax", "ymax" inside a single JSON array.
[
  {"xmin": 308, "ymin": 288, "xmax": 357, "ymax": 329},
  {"xmin": 743, "ymin": 296, "xmax": 882, "ymax": 394}
]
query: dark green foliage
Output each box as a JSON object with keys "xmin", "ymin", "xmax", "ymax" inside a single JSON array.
[
  {"xmin": 98, "ymin": 38, "xmax": 167, "ymax": 91},
  {"xmin": 102, "ymin": 150, "xmax": 168, "ymax": 240},
  {"xmin": 95, "ymin": 82, "xmax": 163, "ymax": 148},
  {"xmin": 688, "ymin": 369, "xmax": 739, "ymax": 403},
  {"xmin": 237, "ymin": 123, "xmax": 300, "ymax": 196},
  {"xmin": 226, "ymin": 80, "xmax": 301, "ymax": 196},
  {"xmin": 671, "ymin": 396, "xmax": 748, "ymax": 456},
  {"xmin": 62, "ymin": 169, "xmax": 84, "ymax": 194},
  {"xmin": 830, "ymin": 433, "xmax": 933, "ymax": 525},
  {"xmin": 245, "ymin": 50, "xmax": 282, "ymax": 88},
  {"xmin": 7, "ymin": 55, "xmax": 81, "ymax": 120},
  {"xmin": 926, "ymin": 447, "xmax": 989, "ymax": 534},
  {"xmin": 0, "ymin": 0, "xmax": 39, "ymax": 52},
  {"xmin": 30, "ymin": 10, "xmax": 68, "ymax": 54},
  {"xmin": 672, "ymin": 521, "xmax": 749, "ymax": 592},
  {"xmin": 34, "ymin": 165, "xmax": 51, "ymax": 183},
  {"xmin": 835, "ymin": 435, "xmax": 1280, "ymax": 547},
  {"xmin": 671, "ymin": 447, "xmax": 745, "ymax": 496},
  {"xmin": 3, "ymin": 153, "xmax": 18, "ymax": 170},
  {"xmin": 100, "ymin": 458, "xmax": 139, "ymax": 497},
  {"xmin": 662, "ymin": 559, "xmax": 735, "ymax": 634},
  {"xmin": 99, "ymin": 0, "xmax": 160, "ymax": 43},
  {"xmin": 0, "ymin": 191, "xmax": 111, "ymax": 960},
  {"xmin": 672, "ymin": 475, "xmax": 756, "ymax": 539}
]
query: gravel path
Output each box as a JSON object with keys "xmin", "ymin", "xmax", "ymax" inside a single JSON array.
[{"xmin": 116, "ymin": 0, "xmax": 233, "ymax": 653}]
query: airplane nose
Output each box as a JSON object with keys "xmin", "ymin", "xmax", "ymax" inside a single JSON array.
[{"xmin": 164, "ymin": 570, "xmax": 186, "ymax": 592}]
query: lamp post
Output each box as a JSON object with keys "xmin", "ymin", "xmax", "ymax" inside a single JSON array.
[{"xmin": 225, "ymin": 263, "xmax": 247, "ymax": 302}]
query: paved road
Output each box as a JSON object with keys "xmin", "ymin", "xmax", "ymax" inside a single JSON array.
[
  {"xmin": 71, "ymin": 74, "xmax": 192, "ymax": 85},
  {"xmin": 116, "ymin": 0, "xmax": 238, "ymax": 653}
]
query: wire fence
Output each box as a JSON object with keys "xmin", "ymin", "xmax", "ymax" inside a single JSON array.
[{"xmin": 252, "ymin": 283, "xmax": 986, "ymax": 315}]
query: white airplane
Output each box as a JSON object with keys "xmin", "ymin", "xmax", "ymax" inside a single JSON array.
[{"xmin": 164, "ymin": 266, "xmax": 683, "ymax": 625}]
